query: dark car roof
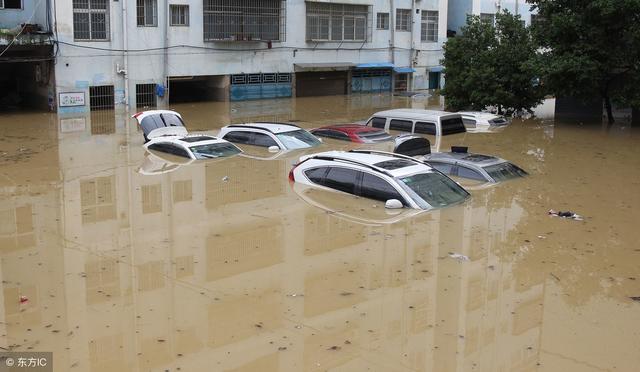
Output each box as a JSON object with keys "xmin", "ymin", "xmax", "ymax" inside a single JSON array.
[
  {"xmin": 426, "ymin": 151, "xmax": 505, "ymax": 167},
  {"xmin": 314, "ymin": 124, "xmax": 386, "ymax": 135}
]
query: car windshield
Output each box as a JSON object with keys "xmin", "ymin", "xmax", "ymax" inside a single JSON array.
[
  {"xmin": 189, "ymin": 143, "xmax": 241, "ymax": 159},
  {"xmin": 483, "ymin": 162, "xmax": 528, "ymax": 182},
  {"xmin": 276, "ymin": 129, "xmax": 321, "ymax": 149},
  {"xmin": 398, "ymin": 172, "xmax": 469, "ymax": 209}
]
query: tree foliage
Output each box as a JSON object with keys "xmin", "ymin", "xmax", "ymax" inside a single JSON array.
[
  {"xmin": 442, "ymin": 12, "xmax": 545, "ymax": 115},
  {"xmin": 530, "ymin": 0, "xmax": 640, "ymax": 123}
]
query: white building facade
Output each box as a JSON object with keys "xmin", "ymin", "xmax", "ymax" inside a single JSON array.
[
  {"xmin": 447, "ymin": 0, "xmax": 537, "ymax": 35},
  {"xmin": 52, "ymin": 0, "xmax": 450, "ymax": 114}
]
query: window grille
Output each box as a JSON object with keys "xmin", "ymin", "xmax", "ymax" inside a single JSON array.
[
  {"xmin": 137, "ymin": 0, "xmax": 158, "ymax": 27},
  {"xmin": 203, "ymin": 0, "xmax": 286, "ymax": 42},
  {"xmin": 170, "ymin": 4, "xmax": 189, "ymax": 26},
  {"xmin": 89, "ymin": 85, "xmax": 114, "ymax": 110},
  {"xmin": 480, "ymin": 13, "xmax": 495, "ymax": 25},
  {"xmin": 231, "ymin": 73, "xmax": 291, "ymax": 85},
  {"xmin": 395, "ymin": 9, "xmax": 411, "ymax": 31},
  {"xmin": 376, "ymin": 12, "xmax": 389, "ymax": 30},
  {"xmin": 306, "ymin": 2, "xmax": 369, "ymax": 42},
  {"xmin": 136, "ymin": 83, "xmax": 157, "ymax": 108},
  {"xmin": 421, "ymin": 11, "xmax": 438, "ymax": 42},
  {"xmin": 73, "ymin": 0, "xmax": 109, "ymax": 40}
]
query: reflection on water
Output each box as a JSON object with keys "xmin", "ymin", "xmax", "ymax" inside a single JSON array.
[{"xmin": 0, "ymin": 94, "xmax": 639, "ymax": 372}]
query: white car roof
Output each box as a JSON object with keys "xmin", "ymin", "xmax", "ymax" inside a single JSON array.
[
  {"xmin": 458, "ymin": 111, "xmax": 503, "ymax": 120},
  {"xmin": 371, "ymin": 109, "xmax": 460, "ymax": 121},
  {"xmin": 225, "ymin": 122, "xmax": 300, "ymax": 134},
  {"xmin": 133, "ymin": 109, "xmax": 183, "ymax": 122},
  {"xmin": 148, "ymin": 135, "xmax": 229, "ymax": 147},
  {"xmin": 301, "ymin": 150, "xmax": 431, "ymax": 177}
]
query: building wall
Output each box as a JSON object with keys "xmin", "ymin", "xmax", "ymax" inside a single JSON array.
[
  {"xmin": 447, "ymin": 0, "xmax": 536, "ymax": 34},
  {"xmin": 0, "ymin": 0, "xmax": 48, "ymax": 29},
  {"xmin": 53, "ymin": 0, "xmax": 449, "ymax": 113}
]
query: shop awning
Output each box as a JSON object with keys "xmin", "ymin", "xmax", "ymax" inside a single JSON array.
[
  {"xmin": 393, "ymin": 67, "xmax": 416, "ymax": 73},
  {"xmin": 355, "ymin": 62, "xmax": 394, "ymax": 69},
  {"xmin": 294, "ymin": 63, "xmax": 356, "ymax": 72},
  {"xmin": 429, "ymin": 66, "xmax": 444, "ymax": 73}
]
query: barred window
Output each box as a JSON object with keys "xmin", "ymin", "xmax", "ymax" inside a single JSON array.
[
  {"xmin": 421, "ymin": 11, "xmax": 438, "ymax": 42},
  {"xmin": 170, "ymin": 4, "xmax": 189, "ymax": 26},
  {"xmin": 306, "ymin": 2, "xmax": 368, "ymax": 42},
  {"xmin": 137, "ymin": 0, "xmax": 158, "ymax": 27},
  {"xmin": 480, "ymin": 13, "xmax": 495, "ymax": 25},
  {"xmin": 204, "ymin": 0, "xmax": 285, "ymax": 42},
  {"xmin": 376, "ymin": 12, "xmax": 389, "ymax": 30},
  {"xmin": 73, "ymin": 0, "xmax": 109, "ymax": 41},
  {"xmin": 395, "ymin": 9, "xmax": 411, "ymax": 31}
]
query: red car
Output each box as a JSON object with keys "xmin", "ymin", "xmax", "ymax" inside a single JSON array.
[{"xmin": 311, "ymin": 124, "xmax": 393, "ymax": 143}]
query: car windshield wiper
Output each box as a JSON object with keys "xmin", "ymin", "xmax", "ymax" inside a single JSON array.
[{"xmin": 196, "ymin": 153, "xmax": 218, "ymax": 159}]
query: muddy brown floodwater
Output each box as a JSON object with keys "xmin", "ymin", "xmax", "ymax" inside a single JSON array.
[{"xmin": 0, "ymin": 94, "xmax": 639, "ymax": 372}]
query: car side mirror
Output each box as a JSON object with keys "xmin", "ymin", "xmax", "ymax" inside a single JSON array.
[
  {"xmin": 385, "ymin": 199, "xmax": 403, "ymax": 209},
  {"xmin": 317, "ymin": 137, "xmax": 323, "ymax": 143},
  {"xmin": 268, "ymin": 145, "xmax": 280, "ymax": 153}
]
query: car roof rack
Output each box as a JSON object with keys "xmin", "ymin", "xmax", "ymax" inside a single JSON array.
[
  {"xmin": 307, "ymin": 154, "xmax": 394, "ymax": 177},
  {"xmin": 226, "ymin": 122, "xmax": 300, "ymax": 134},
  {"xmin": 349, "ymin": 149, "xmax": 426, "ymax": 164}
]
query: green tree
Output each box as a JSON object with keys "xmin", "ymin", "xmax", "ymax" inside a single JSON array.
[
  {"xmin": 442, "ymin": 12, "xmax": 544, "ymax": 115},
  {"xmin": 530, "ymin": 0, "xmax": 640, "ymax": 124}
]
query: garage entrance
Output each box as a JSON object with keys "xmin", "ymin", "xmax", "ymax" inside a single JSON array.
[
  {"xmin": 167, "ymin": 75, "xmax": 228, "ymax": 103},
  {"xmin": 0, "ymin": 45, "xmax": 54, "ymax": 111}
]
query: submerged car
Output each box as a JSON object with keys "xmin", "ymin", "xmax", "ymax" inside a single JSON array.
[
  {"xmin": 132, "ymin": 110, "xmax": 242, "ymax": 160},
  {"xmin": 218, "ymin": 123, "xmax": 322, "ymax": 151},
  {"xmin": 459, "ymin": 111, "xmax": 510, "ymax": 132},
  {"xmin": 365, "ymin": 109, "xmax": 467, "ymax": 136},
  {"xmin": 310, "ymin": 124, "xmax": 393, "ymax": 143},
  {"xmin": 422, "ymin": 146, "xmax": 528, "ymax": 183},
  {"xmin": 289, "ymin": 150, "xmax": 470, "ymax": 210}
]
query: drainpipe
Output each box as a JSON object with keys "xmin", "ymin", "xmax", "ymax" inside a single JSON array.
[
  {"xmin": 122, "ymin": 0, "xmax": 129, "ymax": 111},
  {"xmin": 162, "ymin": 0, "xmax": 169, "ymax": 104},
  {"xmin": 390, "ymin": 0, "xmax": 395, "ymax": 65},
  {"xmin": 410, "ymin": 0, "xmax": 416, "ymax": 90}
]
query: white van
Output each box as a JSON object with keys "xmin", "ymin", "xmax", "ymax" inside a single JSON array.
[{"xmin": 365, "ymin": 109, "xmax": 467, "ymax": 136}]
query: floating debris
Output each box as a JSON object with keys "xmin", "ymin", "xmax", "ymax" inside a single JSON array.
[
  {"xmin": 286, "ymin": 293, "xmax": 304, "ymax": 297},
  {"xmin": 19, "ymin": 295, "xmax": 28, "ymax": 304},
  {"xmin": 548, "ymin": 209, "xmax": 583, "ymax": 221},
  {"xmin": 222, "ymin": 176, "xmax": 230, "ymax": 182},
  {"xmin": 448, "ymin": 252, "xmax": 470, "ymax": 262},
  {"xmin": 327, "ymin": 346, "xmax": 341, "ymax": 351},
  {"xmin": 630, "ymin": 297, "xmax": 640, "ymax": 302}
]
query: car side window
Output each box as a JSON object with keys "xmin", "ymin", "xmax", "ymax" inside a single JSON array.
[
  {"xmin": 322, "ymin": 167, "xmax": 359, "ymax": 195},
  {"xmin": 414, "ymin": 121, "xmax": 436, "ymax": 135},
  {"xmin": 223, "ymin": 131, "xmax": 251, "ymax": 144},
  {"xmin": 428, "ymin": 161, "xmax": 453, "ymax": 175},
  {"xmin": 360, "ymin": 173, "xmax": 405, "ymax": 204},
  {"xmin": 168, "ymin": 145, "xmax": 190, "ymax": 158},
  {"xmin": 389, "ymin": 119, "xmax": 413, "ymax": 132},
  {"xmin": 251, "ymin": 132, "xmax": 278, "ymax": 147},
  {"xmin": 462, "ymin": 118, "xmax": 476, "ymax": 127},
  {"xmin": 312, "ymin": 130, "xmax": 329, "ymax": 137},
  {"xmin": 147, "ymin": 143, "xmax": 168, "ymax": 152},
  {"xmin": 457, "ymin": 165, "xmax": 486, "ymax": 181},
  {"xmin": 331, "ymin": 131, "xmax": 350, "ymax": 140},
  {"xmin": 304, "ymin": 167, "xmax": 328, "ymax": 183},
  {"xmin": 369, "ymin": 117, "xmax": 387, "ymax": 129}
]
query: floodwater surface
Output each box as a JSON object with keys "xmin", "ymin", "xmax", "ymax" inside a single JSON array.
[{"xmin": 0, "ymin": 94, "xmax": 639, "ymax": 372}]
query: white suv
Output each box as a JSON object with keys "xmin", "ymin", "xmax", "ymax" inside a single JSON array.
[
  {"xmin": 289, "ymin": 150, "xmax": 470, "ymax": 210},
  {"xmin": 218, "ymin": 123, "xmax": 322, "ymax": 151}
]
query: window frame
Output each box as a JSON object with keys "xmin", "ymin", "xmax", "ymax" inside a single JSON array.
[
  {"xmin": 376, "ymin": 12, "xmax": 389, "ymax": 30},
  {"xmin": 73, "ymin": 0, "xmax": 110, "ymax": 41},
  {"xmin": 369, "ymin": 117, "xmax": 387, "ymax": 129},
  {"xmin": 359, "ymin": 171, "xmax": 407, "ymax": 205},
  {"xmin": 137, "ymin": 0, "xmax": 158, "ymax": 27},
  {"xmin": 395, "ymin": 8, "xmax": 411, "ymax": 32},
  {"xmin": 0, "ymin": 0, "xmax": 22, "ymax": 10},
  {"xmin": 420, "ymin": 10, "xmax": 438, "ymax": 42},
  {"xmin": 413, "ymin": 121, "xmax": 436, "ymax": 135},
  {"xmin": 169, "ymin": 4, "xmax": 189, "ymax": 26},
  {"xmin": 306, "ymin": 2, "xmax": 369, "ymax": 42}
]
